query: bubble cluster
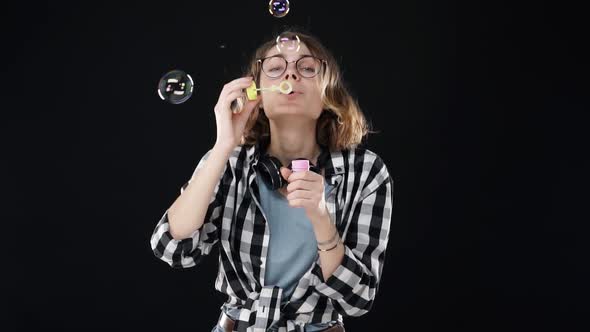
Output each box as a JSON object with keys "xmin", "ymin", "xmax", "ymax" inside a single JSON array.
[{"xmin": 157, "ymin": 70, "xmax": 194, "ymax": 104}]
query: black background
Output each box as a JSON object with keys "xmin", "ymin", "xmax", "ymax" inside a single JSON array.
[{"xmin": 10, "ymin": 1, "xmax": 588, "ymax": 331}]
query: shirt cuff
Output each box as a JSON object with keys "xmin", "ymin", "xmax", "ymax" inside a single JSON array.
[{"xmin": 314, "ymin": 245, "xmax": 366, "ymax": 301}]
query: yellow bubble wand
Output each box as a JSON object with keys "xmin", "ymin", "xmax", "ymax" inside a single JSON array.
[{"xmin": 245, "ymin": 80, "xmax": 293, "ymax": 100}]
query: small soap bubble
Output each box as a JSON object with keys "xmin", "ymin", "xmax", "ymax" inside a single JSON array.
[
  {"xmin": 268, "ymin": 0, "xmax": 290, "ymax": 18},
  {"xmin": 275, "ymin": 33, "xmax": 300, "ymax": 53},
  {"xmin": 157, "ymin": 70, "xmax": 194, "ymax": 104}
]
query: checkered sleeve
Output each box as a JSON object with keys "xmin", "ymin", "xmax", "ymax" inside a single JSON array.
[
  {"xmin": 150, "ymin": 149, "xmax": 229, "ymax": 269},
  {"xmin": 315, "ymin": 156, "xmax": 394, "ymax": 316}
]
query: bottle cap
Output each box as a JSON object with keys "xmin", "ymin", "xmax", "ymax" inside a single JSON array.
[{"xmin": 291, "ymin": 159, "xmax": 309, "ymax": 172}]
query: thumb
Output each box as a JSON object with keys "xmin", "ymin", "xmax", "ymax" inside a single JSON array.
[{"xmin": 280, "ymin": 166, "xmax": 292, "ymax": 181}]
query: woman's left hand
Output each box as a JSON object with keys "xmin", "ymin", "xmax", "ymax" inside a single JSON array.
[{"xmin": 280, "ymin": 167, "xmax": 328, "ymax": 223}]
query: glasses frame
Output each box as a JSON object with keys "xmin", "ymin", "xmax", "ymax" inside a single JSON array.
[{"xmin": 256, "ymin": 55, "xmax": 327, "ymax": 79}]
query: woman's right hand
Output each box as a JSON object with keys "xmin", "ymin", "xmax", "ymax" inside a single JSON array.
[{"xmin": 213, "ymin": 76, "xmax": 261, "ymax": 150}]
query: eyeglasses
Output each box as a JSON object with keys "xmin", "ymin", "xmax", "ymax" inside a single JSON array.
[{"xmin": 257, "ymin": 55, "xmax": 326, "ymax": 79}]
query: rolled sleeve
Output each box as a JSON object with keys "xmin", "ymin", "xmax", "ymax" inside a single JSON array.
[
  {"xmin": 150, "ymin": 149, "xmax": 230, "ymax": 269},
  {"xmin": 315, "ymin": 160, "xmax": 394, "ymax": 317}
]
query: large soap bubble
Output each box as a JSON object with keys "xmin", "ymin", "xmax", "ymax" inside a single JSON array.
[
  {"xmin": 275, "ymin": 33, "xmax": 301, "ymax": 53},
  {"xmin": 157, "ymin": 70, "xmax": 194, "ymax": 104}
]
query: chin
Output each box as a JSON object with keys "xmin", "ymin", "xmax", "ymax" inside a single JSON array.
[
  {"xmin": 268, "ymin": 112, "xmax": 316, "ymax": 122},
  {"xmin": 269, "ymin": 106, "xmax": 304, "ymax": 115}
]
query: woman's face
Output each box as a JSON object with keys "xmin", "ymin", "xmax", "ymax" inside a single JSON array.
[{"xmin": 258, "ymin": 43, "xmax": 323, "ymax": 122}]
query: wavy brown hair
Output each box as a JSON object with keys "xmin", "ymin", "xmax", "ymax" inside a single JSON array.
[{"xmin": 236, "ymin": 30, "xmax": 375, "ymax": 151}]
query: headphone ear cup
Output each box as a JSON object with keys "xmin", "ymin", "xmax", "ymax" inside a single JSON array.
[{"xmin": 258, "ymin": 155, "xmax": 285, "ymax": 190}]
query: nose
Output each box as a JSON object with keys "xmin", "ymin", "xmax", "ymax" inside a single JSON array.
[
  {"xmin": 283, "ymin": 62, "xmax": 300, "ymax": 81},
  {"xmin": 284, "ymin": 72, "xmax": 299, "ymax": 80}
]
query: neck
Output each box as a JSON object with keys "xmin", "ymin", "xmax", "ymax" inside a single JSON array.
[{"xmin": 266, "ymin": 120, "xmax": 321, "ymax": 167}]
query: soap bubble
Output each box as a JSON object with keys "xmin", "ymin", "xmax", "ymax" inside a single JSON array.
[
  {"xmin": 157, "ymin": 70, "xmax": 194, "ymax": 104},
  {"xmin": 268, "ymin": 0, "xmax": 290, "ymax": 18},
  {"xmin": 275, "ymin": 33, "xmax": 300, "ymax": 53}
]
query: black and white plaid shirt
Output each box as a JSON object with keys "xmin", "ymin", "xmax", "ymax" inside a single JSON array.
[{"xmin": 151, "ymin": 140, "xmax": 394, "ymax": 332}]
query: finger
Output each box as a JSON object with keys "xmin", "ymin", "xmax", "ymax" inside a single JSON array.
[
  {"xmin": 287, "ymin": 190, "xmax": 313, "ymax": 201},
  {"xmin": 222, "ymin": 90, "xmax": 246, "ymax": 109},
  {"xmin": 219, "ymin": 77, "xmax": 253, "ymax": 100},
  {"xmin": 286, "ymin": 179, "xmax": 314, "ymax": 193},
  {"xmin": 226, "ymin": 76, "xmax": 254, "ymax": 89},
  {"xmin": 223, "ymin": 86, "xmax": 257, "ymax": 112},
  {"xmin": 287, "ymin": 170, "xmax": 320, "ymax": 182},
  {"xmin": 288, "ymin": 198, "xmax": 310, "ymax": 208},
  {"xmin": 280, "ymin": 166, "xmax": 292, "ymax": 181},
  {"xmin": 220, "ymin": 81, "xmax": 254, "ymax": 102}
]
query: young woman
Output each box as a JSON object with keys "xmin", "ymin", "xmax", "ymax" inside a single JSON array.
[{"xmin": 151, "ymin": 30, "xmax": 394, "ymax": 332}]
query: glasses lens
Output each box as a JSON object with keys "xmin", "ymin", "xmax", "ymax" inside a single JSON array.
[
  {"xmin": 297, "ymin": 56, "xmax": 322, "ymax": 78},
  {"xmin": 262, "ymin": 57, "xmax": 286, "ymax": 78}
]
